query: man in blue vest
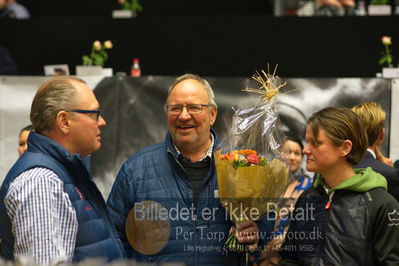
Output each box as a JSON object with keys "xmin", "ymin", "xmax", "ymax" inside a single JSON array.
[
  {"xmin": 0, "ymin": 76, "xmax": 125, "ymax": 264},
  {"xmin": 107, "ymin": 74, "xmax": 272, "ymax": 265}
]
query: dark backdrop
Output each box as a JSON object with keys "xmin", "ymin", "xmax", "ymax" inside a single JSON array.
[
  {"xmin": 1, "ymin": 0, "xmax": 399, "ymax": 78},
  {"xmin": 2, "ymin": 16, "xmax": 398, "ymax": 78}
]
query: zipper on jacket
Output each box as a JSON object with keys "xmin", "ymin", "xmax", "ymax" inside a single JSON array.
[
  {"xmin": 193, "ymin": 213, "xmax": 199, "ymax": 265},
  {"xmin": 325, "ymin": 191, "xmax": 335, "ymax": 210},
  {"xmin": 194, "ymin": 214, "xmax": 198, "ymax": 230},
  {"xmin": 168, "ymin": 149, "xmax": 212, "ymax": 265},
  {"xmin": 317, "ymin": 189, "xmax": 335, "ymax": 264}
]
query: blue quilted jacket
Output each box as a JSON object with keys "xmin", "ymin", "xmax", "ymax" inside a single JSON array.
[
  {"xmin": 0, "ymin": 132, "xmax": 125, "ymax": 262},
  {"xmin": 107, "ymin": 132, "xmax": 274, "ymax": 265}
]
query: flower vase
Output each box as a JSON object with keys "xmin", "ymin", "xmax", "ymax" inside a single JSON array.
[
  {"xmin": 76, "ymin": 65, "xmax": 103, "ymax": 76},
  {"xmin": 112, "ymin": 9, "xmax": 137, "ymax": 18},
  {"xmin": 368, "ymin": 5, "xmax": 391, "ymax": 15},
  {"xmin": 382, "ymin": 68, "xmax": 399, "ymax": 78},
  {"xmin": 75, "ymin": 66, "xmax": 113, "ymax": 77},
  {"xmin": 101, "ymin": 68, "xmax": 113, "ymax": 77}
]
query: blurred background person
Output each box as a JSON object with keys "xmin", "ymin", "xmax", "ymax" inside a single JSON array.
[
  {"xmin": 282, "ymin": 135, "xmax": 313, "ymax": 192},
  {"xmin": 297, "ymin": 0, "xmax": 355, "ymax": 16},
  {"xmin": 0, "ymin": 0, "xmax": 13, "ymax": 17},
  {"xmin": 251, "ymin": 135, "xmax": 313, "ymax": 266},
  {"xmin": 0, "ymin": 46, "xmax": 18, "ymax": 74},
  {"xmin": 352, "ymin": 101, "xmax": 399, "ymax": 202},
  {"xmin": 5, "ymin": 0, "xmax": 29, "ymax": 18},
  {"xmin": 17, "ymin": 124, "xmax": 31, "ymax": 156}
]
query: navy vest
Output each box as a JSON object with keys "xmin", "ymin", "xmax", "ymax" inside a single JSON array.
[{"xmin": 0, "ymin": 132, "xmax": 125, "ymax": 262}]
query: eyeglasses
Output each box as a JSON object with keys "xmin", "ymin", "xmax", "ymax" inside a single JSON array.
[
  {"xmin": 68, "ymin": 109, "xmax": 101, "ymax": 121},
  {"xmin": 165, "ymin": 104, "xmax": 212, "ymax": 115}
]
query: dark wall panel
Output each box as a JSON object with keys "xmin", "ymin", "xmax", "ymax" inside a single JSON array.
[{"xmin": 1, "ymin": 16, "xmax": 398, "ymax": 77}]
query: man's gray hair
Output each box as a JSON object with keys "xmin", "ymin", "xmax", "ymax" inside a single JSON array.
[
  {"xmin": 165, "ymin": 73, "xmax": 217, "ymax": 109},
  {"xmin": 30, "ymin": 76, "xmax": 86, "ymax": 133}
]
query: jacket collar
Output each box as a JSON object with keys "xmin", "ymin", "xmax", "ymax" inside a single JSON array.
[
  {"xmin": 366, "ymin": 149, "xmax": 376, "ymax": 159},
  {"xmin": 27, "ymin": 131, "xmax": 90, "ymax": 180}
]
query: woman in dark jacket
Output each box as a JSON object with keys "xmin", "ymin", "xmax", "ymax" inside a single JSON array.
[{"xmin": 280, "ymin": 107, "xmax": 399, "ymax": 265}]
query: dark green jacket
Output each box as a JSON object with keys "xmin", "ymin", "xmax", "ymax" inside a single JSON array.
[{"xmin": 280, "ymin": 167, "xmax": 399, "ymax": 265}]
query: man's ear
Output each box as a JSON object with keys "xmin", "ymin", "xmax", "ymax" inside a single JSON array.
[
  {"xmin": 377, "ymin": 128, "xmax": 385, "ymax": 145},
  {"xmin": 55, "ymin": 111, "xmax": 71, "ymax": 134},
  {"xmin": 210, "ymin": 107, "xmax": 217, "ymax": 126},
  {"xmin": 341, "ymin": 140, "xmax": 353, "ymax": 157}
]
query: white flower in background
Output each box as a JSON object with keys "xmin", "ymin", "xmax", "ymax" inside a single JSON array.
[
  {"xmin": 378, "ymin": 35, "xmax": 394, "ymax": 67},
  {"xmin": 104, "ymin": 40, "xmax": 113, "ymax": 49},
  {"xmin": 82, "ymin": 40, "xmax": 113, "ymax": 66},
  {"xmin": 93, "ymin": 40, "xmax": 102, "ymax": 51},
  {"xmin": 382, "ymin": 36, "xmax": 391, "ymax": 45}
]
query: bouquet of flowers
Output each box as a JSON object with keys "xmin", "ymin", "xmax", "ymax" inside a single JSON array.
[{"xmin": 215, "ymin": 65, "xmax": 289, "ymax": 252}]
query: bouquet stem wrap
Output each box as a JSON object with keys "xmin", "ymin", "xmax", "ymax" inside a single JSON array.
[{"xmin": 215, "ymin": 67, "xmax": 289, "ymax": 252}]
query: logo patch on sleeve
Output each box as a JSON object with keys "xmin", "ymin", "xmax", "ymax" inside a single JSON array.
[{"xmin": 388, "ymin": 209, "xmax": 399, "ymax": 226}]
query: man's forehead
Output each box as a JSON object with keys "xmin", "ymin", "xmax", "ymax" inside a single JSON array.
[
  {"xmin": 173, "ymin": 78, "xmax": 203, "ymax": 89},
  {"xmin": 167, "ymin": 79, "xmax": 210, "ymax": 105},
  {"xmin": 176, "ymin": 80, "xmax": 206, "ymax": 93},
  {"xmin": 73, "ymin": 83, "xmax": 99, "ymax": 106}
]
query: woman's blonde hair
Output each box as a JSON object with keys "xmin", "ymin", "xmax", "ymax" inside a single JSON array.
[{"xmin": 351, "ymin": 102, "xmax": 385, "ymax": 146}]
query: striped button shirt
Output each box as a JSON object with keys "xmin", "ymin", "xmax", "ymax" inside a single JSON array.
[{"xmin": 4, "ymin": 167, "xmax": 77, "ymax": 265}]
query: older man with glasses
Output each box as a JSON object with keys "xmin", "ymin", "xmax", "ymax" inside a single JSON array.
[
  {"xmin": 107, "ymin": 73, "xmax": 269, "ymax": 265},
  {"xmin": 0, "ymin": 76, "xmax": 125, "ymax": 264}
]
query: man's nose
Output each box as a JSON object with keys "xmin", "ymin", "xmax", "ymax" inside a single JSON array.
[
  {"xmin": 178, "ymin": 107, "xmax": 192, "ymax": 119},
  {"xmin": 98, "ymin": 115, "xmax": 107, "ymax": 127}
]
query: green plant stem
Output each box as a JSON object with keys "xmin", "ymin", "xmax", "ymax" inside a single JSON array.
[
  {"xmin": 385, "ymin": 45, "xmax": 393, "ymax": 67},
  {"xmin": 224, "ymin": 218, "xmax": 248, "ymax": 253}
]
